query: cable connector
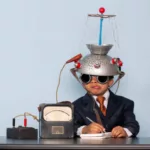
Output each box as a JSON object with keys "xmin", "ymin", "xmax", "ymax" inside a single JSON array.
[{"xmin": 24, "ymin": 118, "xmax": 27, "ymax": 127}]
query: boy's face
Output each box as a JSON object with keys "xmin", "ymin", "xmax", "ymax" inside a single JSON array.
[{"xmin": 82, "ymin": 75, "xmax": 114, "ymax": 96}]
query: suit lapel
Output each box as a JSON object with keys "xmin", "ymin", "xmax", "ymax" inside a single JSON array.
[
  {"xmin": 82, "ymin": 93, "xmax": 98, "ymax": 122},
  {"xmin": 81, "ymin": 91, "xmax": 122, "ymax": 121},
  {"xmin": 106, "ymin": 90, "xmax": 121, "ymax": 119}
]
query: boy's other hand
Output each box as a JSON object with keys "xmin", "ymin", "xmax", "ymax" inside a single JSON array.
[
  {"xmin": 111, "ymin": 126, "xmax": 128, "ymax": 138},
  {"xmin": 82, "ymin": 122, "xmax": 105, "ymax": 134}
]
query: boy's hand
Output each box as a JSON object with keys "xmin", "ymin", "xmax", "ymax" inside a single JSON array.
[
  {"xmin": 111, "ymin": 126, "xmax": 128, "ymax": 138},
  {"xmin": 82, "ymin": 123, "xmax": 105, "ymax": 134}
]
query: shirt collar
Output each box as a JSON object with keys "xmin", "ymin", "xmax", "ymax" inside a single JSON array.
[{"xmin": 93, "ymin": 90, "xmax": 110, "ymax": 103}]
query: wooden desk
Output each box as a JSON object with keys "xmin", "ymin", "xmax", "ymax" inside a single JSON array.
[{"xmin": 0, "ymin": 136, "xmax": 150, "ymax": 149}]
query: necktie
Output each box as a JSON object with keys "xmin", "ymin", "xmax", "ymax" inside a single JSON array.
[{"xmin": 97, "ymin": 96, "xmax": 106, "ymax": 116}]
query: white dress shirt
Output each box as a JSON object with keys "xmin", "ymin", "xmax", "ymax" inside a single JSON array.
[{"xmin": 77, "ymin": 90, "xmax": 132, "ymax": 137}]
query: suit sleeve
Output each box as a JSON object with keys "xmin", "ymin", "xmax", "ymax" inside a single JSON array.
[
  {"xmin": 73, "ymin": 104, "xmax": 86, "ymax": 136},
  {"xmin": 123, "ymin": 100, "xmax": 140, "ymax": 137}
]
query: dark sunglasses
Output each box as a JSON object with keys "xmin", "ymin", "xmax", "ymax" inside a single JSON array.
[{"xmin": 80, "ymin": 74, "xmax": 111, "ymax": 84}]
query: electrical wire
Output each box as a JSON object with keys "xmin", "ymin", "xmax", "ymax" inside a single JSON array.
[
  {"xmin": 56, "ymin": 63, "xmax": 66, "ymax": 103},
  {"xmin": 14, "ymin": 112, "xmax": 39, "ymax": 122}
]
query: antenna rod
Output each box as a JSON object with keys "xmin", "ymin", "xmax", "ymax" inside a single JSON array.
[{"xmin": 98, "ymin": 7, "xmax": 105, "ymax": 45}]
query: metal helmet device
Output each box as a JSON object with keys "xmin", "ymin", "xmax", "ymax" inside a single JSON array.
[
  {"xmin": 68, "ymin": 44, "xmax": 124, "ymax": 87},
  {"xmin": 66, "ymin": 7, "xmax": 125, "ymax": 91},
  {"xmin": 76, "ymin": 44, "xmax": 123, "ymax": 76}
]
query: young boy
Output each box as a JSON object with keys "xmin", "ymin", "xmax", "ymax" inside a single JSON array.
[{"xmin": 70, "ymin": 44, "xmax": 140, "ymax": 138}]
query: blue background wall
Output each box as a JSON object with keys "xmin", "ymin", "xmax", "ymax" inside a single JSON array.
[{"xmin": 0, "ymin": 0, "xmax": 149, "ymax": 137}]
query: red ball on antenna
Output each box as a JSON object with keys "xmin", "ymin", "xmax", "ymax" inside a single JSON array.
[{"xmin": 99, "ymin": 7, "xmax": 105, "ymax": 14}]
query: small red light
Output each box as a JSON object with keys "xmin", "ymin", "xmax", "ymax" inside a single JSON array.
[
  {"xmin": 99, "ymin": 7, "xmax": 105, "ymax": 14},
  {"xmin": 75, "ymin": 62, "xmax": 81, "ymax": 69}
]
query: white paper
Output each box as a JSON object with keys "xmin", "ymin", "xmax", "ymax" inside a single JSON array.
[{"xmin": 80, "ymin": 132, "xmax": 112, "ymax": 139}]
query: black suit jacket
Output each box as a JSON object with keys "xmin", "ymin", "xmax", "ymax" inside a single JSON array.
[{"xmin": 73, "ymin": 90, "xmax": 140, "ymax": 137}]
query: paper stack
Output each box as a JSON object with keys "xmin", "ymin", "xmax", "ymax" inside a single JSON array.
[{"xmin": 80, "ymin": 132, "xmax": 112, "ymax": 139}]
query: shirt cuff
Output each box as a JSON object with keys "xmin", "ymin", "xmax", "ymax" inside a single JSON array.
[
  {"xmin": 77, "ymin": 125, "xmax": 86, "ymax": 136},
  {"xmin": 124, "ymin": 128, "xmax": 132, "ymax": 137}
]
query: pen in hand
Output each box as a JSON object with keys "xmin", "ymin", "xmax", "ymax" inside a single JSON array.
[
  {"xmin": 86, "ymin": 117, "xmax": 106, "ymax": 133},
  {"xmin": 86, "ymin": 117, "xmax": 94, "ymax": 123}
]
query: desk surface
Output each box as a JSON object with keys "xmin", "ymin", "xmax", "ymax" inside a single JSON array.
[{"xmin": 0, "ymin": 136, "xmax": 150, "ymax": 149}]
